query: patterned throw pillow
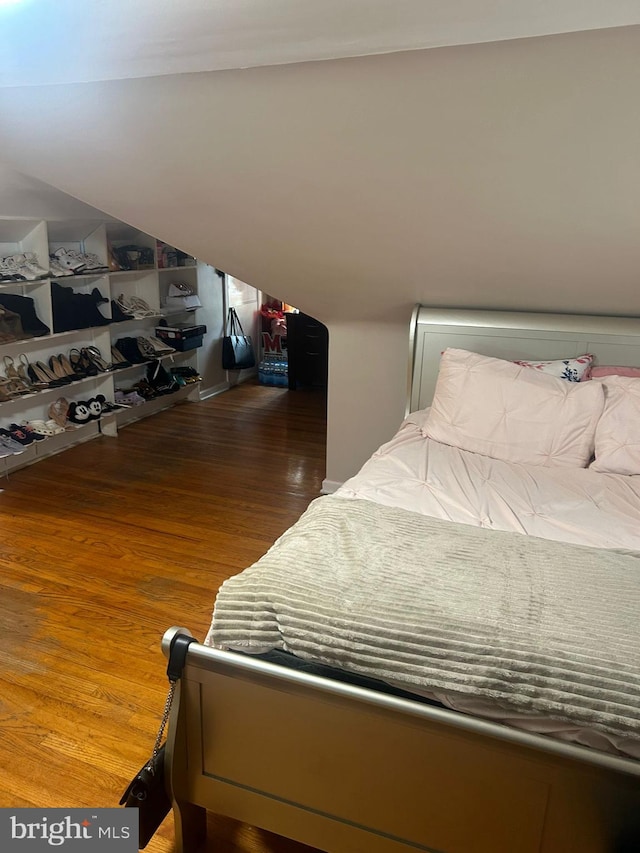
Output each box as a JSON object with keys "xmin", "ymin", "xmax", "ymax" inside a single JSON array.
[{"xmin": 514, "ymin": 354, "xmax": 594, "ymax": 382}]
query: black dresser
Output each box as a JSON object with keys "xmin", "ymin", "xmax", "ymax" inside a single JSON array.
[{"xmin": 285, "ymin": 312, "xmax": 328, "ymax": 390}]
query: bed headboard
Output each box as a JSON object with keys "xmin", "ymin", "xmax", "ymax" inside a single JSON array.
[{"xmin": 408, "ymin": 307, "xmax": 640, "ymax": 414}]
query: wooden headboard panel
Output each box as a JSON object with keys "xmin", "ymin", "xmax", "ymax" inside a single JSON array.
[{"xmin": 408, "ymin": 307, "xmax": 640, "ymax": 414}]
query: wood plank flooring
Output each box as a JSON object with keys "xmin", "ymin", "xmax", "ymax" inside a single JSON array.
[{"xmin": 0, "ymin": 382, "xmax": 326, "ymax": 853}]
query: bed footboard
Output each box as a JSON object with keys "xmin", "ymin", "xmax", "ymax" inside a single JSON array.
[{"xmin": 163, "ymin": 628, "xmax": 640, "ymax": 853}]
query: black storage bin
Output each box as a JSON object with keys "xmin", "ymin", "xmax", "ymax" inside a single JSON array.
[{"xmin": 155, "ymin": 323, "xmax": 206, "ymax": 352}]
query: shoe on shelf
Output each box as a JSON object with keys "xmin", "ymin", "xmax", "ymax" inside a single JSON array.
[
  {"xmin": 53, "ymin": 248, "xmax": 86, "ymax": 272},
  {"xmin": 5, "ymin": 425, "xmax": 35, "ymax": 446},
  {"xmin": 57, "ymin": 352, "xmax": 78, "ymax": 380},
  {"xmin": 22, "ymin": 252, "xmax": 50, "ymax": 279},
  {"xmin": 48, "ymin": 355, "xmax": 73, "ymax": 384},
  {"xmin": 22, "ymin": 419, "xmax": 61, "ymax": 437},
  {"xmin": 110, "ymin": 346, "xmax": 131, "ymax": 369},
  {"xmin": 0, "ymin": 430, "xmax": 26, "ymax": 456},
  {"xmin": 82, "ymin": 345, "xmax": 112, "ymax": 373},
  {"xmin": 12, "ymin": 422, "xmax": 46, "ymax": 442},
  {"xmin": 114, "ymin": 389, "xmax": 145, "ymax": 407},
  {"xmin": 0, "ymin": 257, "xmax": 22, "ymax": 282},
  {"xmin": 48, "ymin": 257, "xmax": 75, "ymax": 278},
  {"xmin": 48, "ymin": 397, "xmax": 70, "ymax": 429},
  {"xmin": 147, "ymin": 335, "xmax": 176, "ymax": 355},
  {"xmin": 67, "ymin": 250, "xmax": 108, "ymax": 273},
  {"xmin": 18, "ymin": 354, "xmax": 49, "ymax": 391},
  {"xmin": 2, "ymin": 253, "xmax": 43, "ymax": 281}
]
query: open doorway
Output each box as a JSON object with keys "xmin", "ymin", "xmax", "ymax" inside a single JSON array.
[{"xmin": 258, "ymin": 297, "xmax": 329, "ymax": 391}]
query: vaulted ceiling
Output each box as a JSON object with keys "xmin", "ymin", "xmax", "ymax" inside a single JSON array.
[{"xmin": 2, "ymin": 0, "xmax": 639, "ymax": 87}]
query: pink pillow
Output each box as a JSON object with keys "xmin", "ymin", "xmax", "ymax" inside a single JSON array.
[
  {"xmin": 591, "ymin": 365, "xmax": 640, "ymax": 379},
  {"xmin": 590, "ymin": 376, "xmax": 640, "ymax": 476},
  {"xmin": 514, "ymin": 354, "xmax": 593, "ymax": 382},
  {"xmin": 424, "ymin": 348, "xmax": 604, "ymax": 467}
]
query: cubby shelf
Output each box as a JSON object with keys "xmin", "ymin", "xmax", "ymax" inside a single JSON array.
[{"xmin": 0, "ymin": 216, "xmax": 207, "ymax": 474}]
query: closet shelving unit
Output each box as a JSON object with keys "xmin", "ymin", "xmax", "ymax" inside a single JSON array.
[{"xmin": 0, "ymin": 216, "xmax": 206, "ymax": 474}]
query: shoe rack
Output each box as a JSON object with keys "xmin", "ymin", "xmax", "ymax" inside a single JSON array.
[{"xmin": 0, "ymin": 216, "xmax": 208, "ymax": 475}]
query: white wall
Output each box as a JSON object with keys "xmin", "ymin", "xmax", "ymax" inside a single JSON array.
[
  {"xmin": 1, "ymin": 26, "xmax": 639, "ymax": 483},
  {"xmin": 0, "ymin": 164, "xmax": 109, "ymax": 220}
]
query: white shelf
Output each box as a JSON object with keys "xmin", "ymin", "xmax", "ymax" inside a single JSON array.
[
  {"xmin": 1, "ymin": 215, "xmax": 207, "ymax": 474},
  {"xmin": 0, "ymin": 279, "xmax": 44, "ymax": 290},
  {"xmin": 109, "ymin": 268, "xmax": 156, "ymax": 278},
  {"xmin": 50, "ymin": 272, "xmax": 109, "ymax": 282}
]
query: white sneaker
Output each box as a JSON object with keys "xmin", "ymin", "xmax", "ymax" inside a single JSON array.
[
  {"xmin": 23, "ymin": 252, "xmax": 50, "ymax": 279},
  {"xmin": 3, "ymin": 253, "xmax": 40, "ymax": 280},
  {"xmin": 48, "ymin": 257, "xmax": 74, "ymax": 277},
  {"xmin": 0, "ymin": 257, "xmax": 23, "ymax": 281},
  {"xmin": 54, "ymin": 247, "xmax": 86, "ymax": 272},
  {"xmin": 64, "ymin": 249, "xmax": 108, "ymax": 273}
]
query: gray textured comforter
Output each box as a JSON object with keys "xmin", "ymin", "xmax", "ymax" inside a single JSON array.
[{"xmin": 207, "ymin": 496, "xmax": 640, "ymax": 739}]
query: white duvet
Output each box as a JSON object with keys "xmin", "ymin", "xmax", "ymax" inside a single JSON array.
[{"xmin": 337, "ymin": 409, "xmax": 640, "ymax": 552}]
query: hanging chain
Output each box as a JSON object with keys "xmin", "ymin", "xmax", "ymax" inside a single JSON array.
[{"xmin": 145, "ymin": 680, "xmax": 176, "ymax": 772}]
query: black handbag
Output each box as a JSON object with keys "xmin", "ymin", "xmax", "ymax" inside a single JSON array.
[
  {"xmin": 120, "ymin": 634, "xmax": 196, "ymax": 849},
  {"xmin": 222, "ymin": 307, "xmax": 256, "ymax": 370}
]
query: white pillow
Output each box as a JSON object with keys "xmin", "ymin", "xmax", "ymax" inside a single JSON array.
[
  {"xmin": 590, "ymin": 376, "xmax": 640, "ymax": 476},
  {"xmin": 423, "ymin": 348, "xmax": 605, "ymax": 467}
]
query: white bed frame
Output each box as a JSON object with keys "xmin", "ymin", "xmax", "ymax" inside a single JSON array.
[{"xmin": 164, "ymin": 308, "xmax": 640, "ymax": 853}]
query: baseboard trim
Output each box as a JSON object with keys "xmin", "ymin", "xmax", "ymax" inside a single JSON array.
[
  {"xmin": 321, "ymin": 479, "xmax": 343, "ymax": 495},
  {"xmin": 199, "ymin": 381, "xmax": 231, "ymax": 400}
]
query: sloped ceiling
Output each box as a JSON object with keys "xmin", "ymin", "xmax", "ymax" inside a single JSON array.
[
  {"xmin": 1, "ymin": 26, "xmax": 639, "ymax": 325},
  {"xmin": 1, "ymin": 0, "xmax": 639, "ymax": 87}
]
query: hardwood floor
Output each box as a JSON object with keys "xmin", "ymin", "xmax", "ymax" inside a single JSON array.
[{"xmin": 0, "ymin": 382, "xmax": 326, "ymax": 853}]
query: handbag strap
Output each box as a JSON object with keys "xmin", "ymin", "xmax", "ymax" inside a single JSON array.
[
  {"xmin": 227, "ymin": 307, "xmax": 246, "ymax": 337},
  {"xmin": 148, "ymin": 634, "xmax": 196, "ymax": 766}
]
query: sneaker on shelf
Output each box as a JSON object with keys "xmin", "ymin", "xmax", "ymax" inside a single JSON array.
[
  {"xmin": 0, "ymin": 430, "xmax": 25, "ymax": 456},
  {"xmin": 53, "ymin": 248, "xmax": 86, "ymax": 272},
  {"xmin": 22, "ymin": 252, "xmax": 50, "ymax": 279},
  {"xmin": 0, "ymin": 257, "xmax": 24, "ymax": 281},
  {"xmin": 65, "ymin": 249, "xmax": 109, "ymax": 273},
  {"xmin": 48, "ymin": 257, "xmax": 75, "ymax": 278},
  {"xmin": 3, "ymin": 254, "xmax": 41, "ymax": 281}
]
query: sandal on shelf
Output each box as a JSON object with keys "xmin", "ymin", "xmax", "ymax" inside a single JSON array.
[
  {"xmin": 68, "ymin": 348, "xmax": 88, "ymax": 378},
  {"xmin": 116, "ymin": 293, "xmax": 156, "ymax": 319},
  {"xmin": 2, "ymin": 356, "xmax": 31, "ymax": 396},
  {"xmin": 3, "ymin": 355, "xmax": 20, "ymax": 383},
  {"xmin": 83, "ymin": 345, "xmax": 112, "ymax": 373},
  {"xmin": 22, "ymin": 419, "xmax": 57, "ymax": 437},
  {"xmin": 17, "ymin": 354, "xmax": 40, "ymax": 389},
  {"xmin": 129, "ymin": 296, "xmax": 156, "ymax": 317},
  {"xmin": 48, "ymin": 397, "xmax": 70, "ymax": 429},
  {"xmin": 69, "ymin": 347, "xmax": 97, "ymax": 377},
  {"xmin": 0, "ymin": 379, "xmax": 13, "ymax": 402}
]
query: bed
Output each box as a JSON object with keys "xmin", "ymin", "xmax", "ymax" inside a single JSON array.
[{"xmin": 163, "ymin": 308, "xmax": 640, "ymax": 853}]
